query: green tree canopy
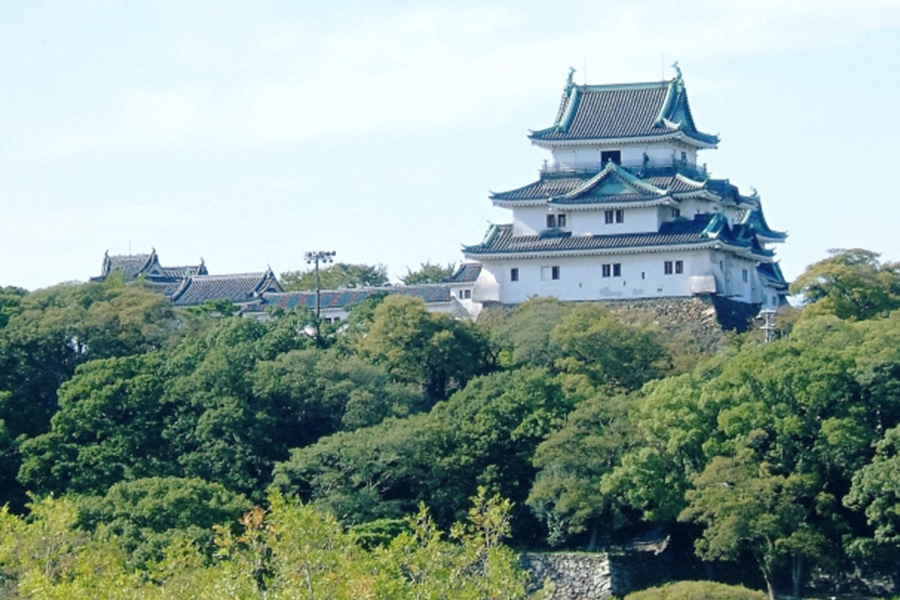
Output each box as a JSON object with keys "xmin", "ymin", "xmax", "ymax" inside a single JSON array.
[
  {"xmin": 790, "ymin": 248, "xmax": 900, "ymax": 320},
  {"xmin": 527, "ymin": 391, "xmax": 637, "ymax": 548},
  {"xmin": 19, "ymin": 353, "xmax": 171, "ymax": 497},
  {"xmin": 75, "ymin": 476, "xmax": 252, "ymax": 566},
  {"xmin": 551, "ymin": 303, "xmax": 671, "ymax": 391},
  {"xmin": 358, "ymin": 295, "xmax": 489, "ymax": 402},
  {"xmin": 399, "ymin": 261, "xmax": 456, "ymax": 285},
  {"xmin": 280, "ymin": 262, "xmax": 389, "ymax": 291}
]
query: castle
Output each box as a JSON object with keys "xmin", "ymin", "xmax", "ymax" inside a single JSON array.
[
  {"xmin": 459, "ymin": 67, "xmax": 787, "ymax": 310},
  {"xmin": 93, "ymin": 68, "xmax": 786, "ymax": 323}
]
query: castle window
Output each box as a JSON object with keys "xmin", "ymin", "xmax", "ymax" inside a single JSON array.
[
  {"xmin": 672, "ymin": 208, "xmax": 681, "ymax": 218},
  {"xmin": 552, "ymin": 266, "xmax": 560, "ymax": 280},
  {"xmin": 615, "ymin": 209, "xmax": 625, "ymax": 223},
  {"xmin": 664, "ymin": 261, "xmax": 673, "ymax": 275},
  {"xmin": 464, "ymin": 289, "xmax": 472, "ymax": 299},
  {"xmin": 510, "ymin": 268, "xmax": 519, "ymax": 282},
  {"xmin": 742, "ymin": 269, "xmax": 749, "ymax": 283},
  {"xmin": 557, "ymin": 213, "xmax": 567, "ymax": 227},
  {"xmin": 675, "ymin": 260, "xmax": 684, "ymax": 274},
  {"xmin": 601, "ymin": 150, "xmax": 621, "ymax": 165},
  {"xmin": 543, "ymin": 266, "xmax": 561, "ymax": 281},
  {"xmin": 602, "ymin": 264, "xmax": 611, "ymax": 278},
  {"xmin": 613, "ymin": 263, "xmax": 621, "ymax": 277},
  {"xmin": 546, "ymin": 214, "xmax": 556, "ymax": 228},
  {"xmin": 605, "ymin": 210, "xmax": 614, "ymax": 224}
]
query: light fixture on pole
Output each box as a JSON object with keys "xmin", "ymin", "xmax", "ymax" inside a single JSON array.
[{"xmin": 304, "ymin": 250, "xmax": 336, "ymax": 319}]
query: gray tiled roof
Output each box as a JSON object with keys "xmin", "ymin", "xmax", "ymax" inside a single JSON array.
[
  {"xmin": 102, "ymin": 253, "xmax": 154, "ymax": 280},
  {"xmin": 171, "ymin": 271, "xmax": 283, "ymax": 306},
  {"xmin": 93, "ymin": 249, "xmax": 207, "ymax": 292},
  {"xmin": 492, "ymin": 177, "xmax": 588, "ymax": 201},
  {"xmin": 245, "ymin": 284, "xmax": 455, "ymax": 314},
  {"xmin": 492, "ymin": 169, "xmax": 708, "ymax": 204},
  {"xmin": 464, "ymin": 214, "xmax": 771, "ymax": 258},
  {"xmin": 757, "ymin": 263, "xmax": 789, "ymax": 290},
  {"xmin": 159, "ymin": 263, "xmax": 207, "ymax": 279},
  {"xmin": 444, "ymin": 263, "xmax": 482, "ymax": 283},
  {"xmin": 737, "ymin": 206, "xmax": 787, "ymax": 241},
  {"xmin": 529, "ymin": 77, "xmax": 718, "ymax": 145}
]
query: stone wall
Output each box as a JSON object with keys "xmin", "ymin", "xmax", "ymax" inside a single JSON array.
[{"xmin": 520, "ymin": 553, "xmax": 613, "ymax": 600}]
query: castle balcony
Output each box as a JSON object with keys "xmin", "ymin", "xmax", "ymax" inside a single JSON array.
[{"xmin": 541, "ymin": 159, "xmax": 709, "ymax": 181}]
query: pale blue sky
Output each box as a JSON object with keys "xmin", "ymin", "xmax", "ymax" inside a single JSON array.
[{"xmin": 2, "ymin": 1, "xmax": 899, "ymax": 290}]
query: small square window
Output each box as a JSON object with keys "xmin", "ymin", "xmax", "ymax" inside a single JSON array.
[
  {"xmin": 551, "ymin": 266, "xmax": 560, "ymax": 280},
  {"xmin": 333, "ymin": 316, "xmax": 341, "ymax": 322},
  {"xmin": 601, "ymin": 150, "xmax": 621, "ymax": 165},
  {"xmin": 557, "ymin": 213, "xmax": 567, "ymax": 228},
  {"xmin": 510, "ymin": 268, "xmax": 519, "ymax": 282},
  {"xmin": 664, "ymin": 261, "xmax": 673, "ymax": 275},
  {"xmin": 675, "ymin": 260, "xmax": 683, "ymax": 274},
  {"xmin": 546, "ymin": 214, "xmax": 556, "ymax": 228},
  {"xmin": 602, "ymin": 264, "xmax": 611, "ymax": 278},
  {"xmin": 672, "ymin": 208, "xmax": 681, "ymax": 218},
  {"xmin": 742, "ymin": 269, "xmax": 749, "ymax": 283},
  {"xmin": 464, "ymin": 289, "xmax": 471, "ymax": 299},
  {"xmin": 615, "ymin": 209, "xmax": 624, "ymax": 223},
  {"xmin": 613, "ymin": 263, "xmax": 621, "ymax": 277},
  {"xmin": 605, "ymin": 210, "xmax": 614, "ymax": 224}
]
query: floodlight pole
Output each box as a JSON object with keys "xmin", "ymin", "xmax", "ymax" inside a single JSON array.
[{"xmin": 304, "ymin": 250, "xmax": 335, "ymax": 321}]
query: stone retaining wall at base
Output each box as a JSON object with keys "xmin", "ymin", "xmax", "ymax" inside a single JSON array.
[{"xmin": 520, "ymin": 553, "xmax": 614, "ymax": 600}]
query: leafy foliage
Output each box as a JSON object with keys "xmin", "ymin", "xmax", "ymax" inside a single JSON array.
[
  {"xmin": 74, "ymin": 476, "xmax": 251, "ymax": 566},
  {"xmin": 400, "ymin": 261, "xmax": 456, "ymax": 284},
  {"xmin": 0, "ymin": 489, "xmax": 540, "ymax": 599},
  {"xmin": 790, "ymin": 248, "xmax": 900, "ymax": 320},
  {"xmin": 280, "ymin": 262, "xmax": 389, "ymax": 291},
  {"xmin": 624, "ymin": 580, "xmax": 768, "ymax": 600}
]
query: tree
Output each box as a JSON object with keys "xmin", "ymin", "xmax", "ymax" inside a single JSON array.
[
  {"xmin": 18, "ymin": 353, "xmax": 172, "ymax": 496},
  {"xmin": 358, "ymin": 295, "xmax": 488, "ymax": 402},
  {"xmin": 0, "ymin": 282, "xmax": 178, "ymax": 440},
  {"xmin": 280, "ymin": 262, "xmax": 389, "ymax": 291},
  {"xmin": 528, "ymin": 392, "xmax": 637, "ymax": 549},
  {"xmin": 492, "ymin": 297, "xmax": 570, "ymax": 368},
  {"xmin": 275, "ymin": 368, "xmax": 571, "ymax": 540},
  {"xmin": 0, "ymin": 489, "xmax": 540, "ymax": 599},
  {"xmin": 400, "ymin": 261, "xmax": 456, "ymax": 285},
  {"xmin": 790, "ymin": 248, "xmax": 900, "ymax": 320},
  {"xmin": 75, "ymin": 476, "xmax": 252, "ymax": 566},
  {"xmin": 551, "ymin": 303, "xmax": 671, "ymax": 391},
  {"xmin": 0, "ymin": 286, "xmax": 26, "ymax": 330},
  {"xmin": 844, "ymin": 425, "xmax": 900, "ymax": 564},
  {"xmin": 680, "ymin": 455, "xmax": 825, "ymax": 600}
]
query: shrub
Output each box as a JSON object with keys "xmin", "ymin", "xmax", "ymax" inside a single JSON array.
[{"xmin": 624, "ymin": 581, "xmax": 768, "ymax": 600}]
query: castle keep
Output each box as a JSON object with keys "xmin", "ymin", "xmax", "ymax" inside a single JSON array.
[{"xmin": 461, "ymin": 68, "xmax": 787, "ymax": 309}]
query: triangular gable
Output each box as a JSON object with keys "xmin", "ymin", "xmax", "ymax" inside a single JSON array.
[{"xmin": 553, "ymin": 162, "xmax": 668, "ymax": 203}]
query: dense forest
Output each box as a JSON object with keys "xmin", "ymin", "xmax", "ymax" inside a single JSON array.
[{"xmin": 1, "ymin": 249, "xmax": 900, "ymax": 599}]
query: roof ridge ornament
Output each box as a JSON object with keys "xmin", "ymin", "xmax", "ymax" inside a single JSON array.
[{"xmin": 566, "ymin": 67, "xmax": 577, "ymax": 91}]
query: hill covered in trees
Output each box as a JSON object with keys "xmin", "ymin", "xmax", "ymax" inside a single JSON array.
[{"xmin": 1, "ymin": 248, "xmax": 900, "ymax": 599}]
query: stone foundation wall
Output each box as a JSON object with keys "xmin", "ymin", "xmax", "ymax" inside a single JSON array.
[{"xmin": 520, "ymin": 553, "xmax": 613, "ymax": 600}]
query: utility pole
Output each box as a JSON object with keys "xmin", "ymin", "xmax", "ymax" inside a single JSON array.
[
  {"xmin": 304, "ymin": 251, "xmax": 335, "ymax": 339},
  {"xmin": 759, "ymin": 309, "xmax": 777, "ymax": 343}
]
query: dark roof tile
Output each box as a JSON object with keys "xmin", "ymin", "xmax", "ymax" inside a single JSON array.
[
  {"xmin": 444, "ymin": 263, "xmax": 482, "ymax": 283},
  {"xmin": 171, "ymin": 271, "xmax": 282, "ymax": 306},
  {"xmin": 530, "ymin": 77, "xmax": 717, "ymax": 144}
]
